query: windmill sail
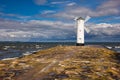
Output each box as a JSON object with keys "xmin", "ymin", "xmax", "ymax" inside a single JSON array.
[
  {"xmin": 84, "ymin": 26, "xmax": 90, "ymax": 33},
  {"xmin": 85, "ymin": 16, "xmax": 91, "ymax": 22}
]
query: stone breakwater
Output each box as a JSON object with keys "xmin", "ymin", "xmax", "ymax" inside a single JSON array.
[{"xmin": 0, "ymin": 46, "xmax": 120, "ymax": 80}]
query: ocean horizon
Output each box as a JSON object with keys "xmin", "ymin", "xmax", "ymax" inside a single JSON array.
[{"xmin": 0, "ymin": 41, "xmax": 120, "ymax": 60}]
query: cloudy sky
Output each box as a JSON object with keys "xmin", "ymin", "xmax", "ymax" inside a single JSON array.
[{"xmin": 0, "ymin": 0, "xmax": 120, "ymax": 42}]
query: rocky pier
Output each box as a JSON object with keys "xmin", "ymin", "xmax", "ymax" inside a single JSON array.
[{"xmin": 0, "ymin": 46, "xmax": 120, "ymax": 80}]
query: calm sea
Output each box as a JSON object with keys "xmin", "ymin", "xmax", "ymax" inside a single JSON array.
[{"xmin": 0, "ymin": 42, "xmax": 120, "ymax": 60}]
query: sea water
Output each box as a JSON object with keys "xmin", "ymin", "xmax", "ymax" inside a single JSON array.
[{"xmin": 0, "ymin": 42, "xmax": 120, "ymax": 60}]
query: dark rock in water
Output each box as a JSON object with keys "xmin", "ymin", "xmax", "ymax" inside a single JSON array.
[{"xmin": 0, "ymin": 46, "xmax": 120, "ymax": 80}]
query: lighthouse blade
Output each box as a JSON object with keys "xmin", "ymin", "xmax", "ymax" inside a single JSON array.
[
  {"xmin": 85, "ymin": 16, "xmax": 91, "ymax": 22},
  {"xmin": 84, "ymin": 26, "xmax": 90, "ymax": 33}
]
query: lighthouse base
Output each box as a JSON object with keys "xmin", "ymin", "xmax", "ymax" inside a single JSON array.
[{"xmin": 76, "ymin": 43, "xmax": 84, "ymax": 46}]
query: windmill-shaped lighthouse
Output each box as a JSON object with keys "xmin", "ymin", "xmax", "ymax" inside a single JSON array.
[{"xmin": 75, "ymin": 16, "xmax": 90, "ymax": 46}]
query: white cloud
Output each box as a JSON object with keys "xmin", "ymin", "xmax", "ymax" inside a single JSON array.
[
  {"xmin": 0, "ymin": 18, "xmax": 120, "ymax": 41},
  {"xmin": 0, "ymin": 19, "xmax": 75, "ymax": 41},
  {"xmin": 34, "ymin": 0, "xmax": 47, "ymax": 5},
  {"xmin": 96, "ymin": 0, "xmax": 120, "ymax": 16},
  {"xmin": 27, "ymin": 20, "xmax": 74, "ymax": 30},
  {"xmin": 51, "ymin": 2, "xmax": 64, "ymax": 4},
  {"xmin": 41, "ymin": 10, "xmax": 56, "ymax": 14},
  {"xmin": 66, "ymin": 2, "xmax": 76, "ymax": 6},
  {"xmin": 87, "ymin": 23, "xmax": 120, "ymax": 36},
  {"xmin": 98, "ymin": 0, "xmax": 120, "ymax": 9},
  {"xmin": 0, "ymin": 0, "xmax": 119, "ymax": 41},
  {"xmin": 50, "ymin": 1, "xmax": 69, "ymax": 4},
  {"xmin": 0, "ymin": 12, "xmax": 31, "ymax": 20},
  {"xmin": 49, "ymin": 0, "xmax": 120, "ymax": 20}
]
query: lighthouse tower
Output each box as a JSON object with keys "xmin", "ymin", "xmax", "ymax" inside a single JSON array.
[{"xmin": 76, "ymin": 17, "xmax": 85, "ymax": 46}]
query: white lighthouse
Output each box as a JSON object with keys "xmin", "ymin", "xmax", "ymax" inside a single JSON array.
[{"xmin": 75, "ymin": 17, "xmax": 85, "ymax": 46}]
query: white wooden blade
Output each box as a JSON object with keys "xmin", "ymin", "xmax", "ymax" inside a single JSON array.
[
  {"xmin": 84, "ymin": 26, "xmax": 90, "ymax": 33},
  {"xmin": 74, "ymin": 17, "xmax": 78, "ymax": 20},
  {"xmin": 85, "ymin": 16, "xmax": 91, "ymax": 22}
]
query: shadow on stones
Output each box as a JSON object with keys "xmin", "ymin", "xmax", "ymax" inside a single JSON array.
[
  {"xmin": 42, "ymin": 72, "xmax": 69, "ymax": 80},
  {"xmin": 115, "ymin": 52, "xmax": 120, "ymax": 63}
]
